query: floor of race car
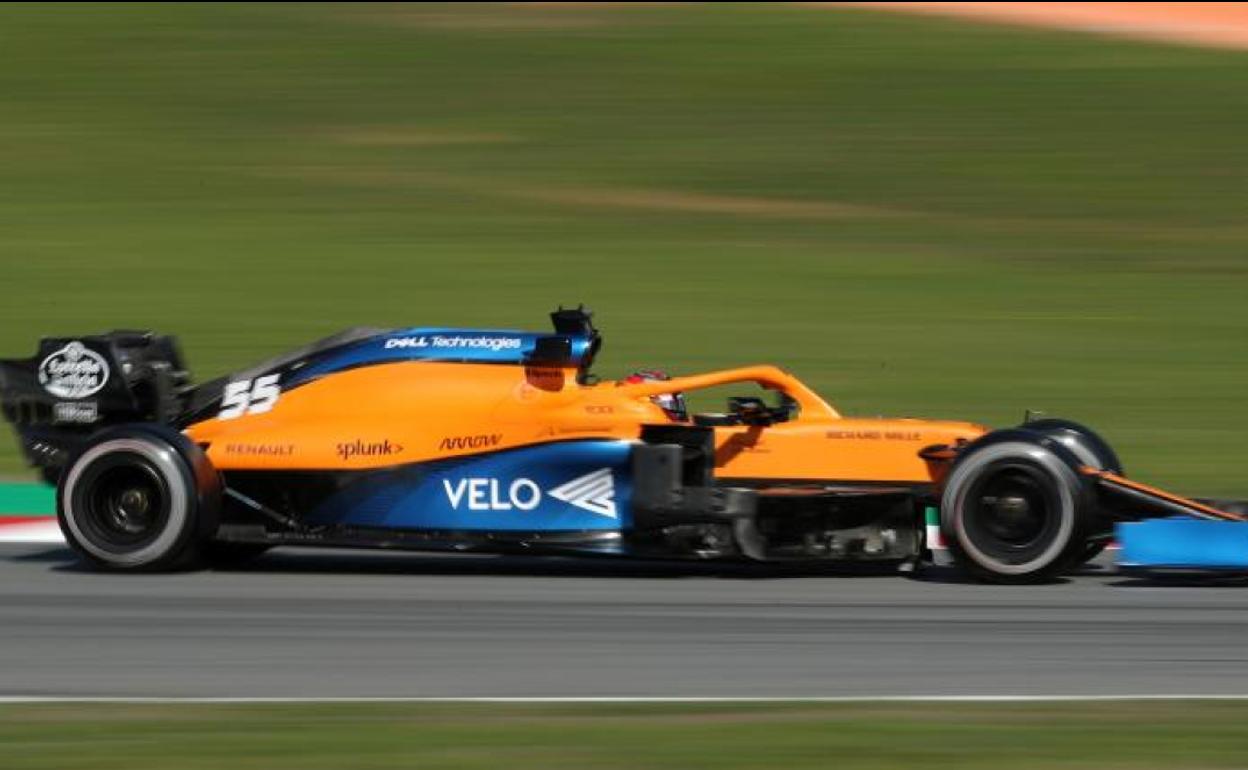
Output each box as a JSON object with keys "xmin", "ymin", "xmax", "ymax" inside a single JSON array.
[{"xmin": 4, "ymin": 544, "xmax": 1248, "ymax": 699}]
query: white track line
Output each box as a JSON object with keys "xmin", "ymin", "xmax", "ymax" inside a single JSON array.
[{"xmin": 5, "ymin": 695, "xmax": 1248, "ymax": 704}]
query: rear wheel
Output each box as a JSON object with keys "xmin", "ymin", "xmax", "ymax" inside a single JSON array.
[
  {"xmin": 942, "ymin": 437, "xmax": 1092, "ymax": 583},
  {"xmin": 58, "ymin": 428, "xmax": 219, "ymax": 571}
]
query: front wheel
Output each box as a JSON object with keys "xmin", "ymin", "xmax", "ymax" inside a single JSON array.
[
  {"xmin": 1024, "ymin": 418, "xmax": 1119, "ymax": 566},
  {"xmin": 941, "ymin": 436, "xmax": 1093, "ymax": 583},
  {"xmin": 58, "ymin": 427, "xmax": 219, "ymax": 571}
]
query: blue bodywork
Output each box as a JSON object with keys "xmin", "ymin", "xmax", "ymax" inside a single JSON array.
[
  {"xmin": 1117, "ymin": 518, "xmax": 1248, "ymax": 570},
  {"xmin": 307, "ymin": 440, "xmax": 633, "ymax": 537},
  {"xmin": 286, "ymin": 328, "xmax": 596, "ymax": 389}
]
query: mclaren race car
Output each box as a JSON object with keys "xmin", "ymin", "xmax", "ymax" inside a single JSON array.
[{"xmin": 1, "ymin": 307, "xmax": 1244, "ymax": 582}]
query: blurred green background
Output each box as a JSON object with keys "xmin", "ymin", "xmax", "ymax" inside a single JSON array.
[
  {"xmin": 1, "ymin": 3, "xmax": 1246, "ymax": 494},
  {"xmin": 7, "ymin": 701, "xmax": 1248, "ymax": 769}
]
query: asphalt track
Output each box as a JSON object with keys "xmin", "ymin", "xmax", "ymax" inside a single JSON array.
[{"xmin": 4, "ymin": 544, "xmax": 1248, "ymax": 698}]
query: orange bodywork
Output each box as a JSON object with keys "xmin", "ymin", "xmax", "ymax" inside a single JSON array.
[{"xmin": 185, "ymin": 361, "xmax": 986, "ymax": 484}]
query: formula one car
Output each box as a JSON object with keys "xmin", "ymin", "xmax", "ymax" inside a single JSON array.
[{"xmin": 1, "ymin": 307, "xmax": 1244, "ymax": 582}]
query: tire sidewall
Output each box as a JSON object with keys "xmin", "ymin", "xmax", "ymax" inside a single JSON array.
[{"xmin": 942, "ymin": 437, "xmax": 1089, "ymax": 581}]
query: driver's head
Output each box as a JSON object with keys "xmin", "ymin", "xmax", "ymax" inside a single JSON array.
[{"xmin": 625, "ymin": 368, "xmax": 688, "ymax": 422}]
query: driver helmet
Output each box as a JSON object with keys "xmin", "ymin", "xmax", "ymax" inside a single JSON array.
[{"xmin": 625, "ymin": 368, "xmax": 688, "ymax": 422}]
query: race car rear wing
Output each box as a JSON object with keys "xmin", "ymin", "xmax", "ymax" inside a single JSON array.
[{"xmin": 0, "ymin": 331, "xmax": 189, "ymax": 474}]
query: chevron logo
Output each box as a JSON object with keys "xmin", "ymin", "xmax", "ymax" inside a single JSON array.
[{"xmin": 548, "ymin": 468, "xmax": 617, "ymax": 519}]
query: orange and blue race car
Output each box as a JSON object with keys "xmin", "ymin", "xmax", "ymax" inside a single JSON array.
[{"xmin": 1, "ymin": 306, "xmax": 1245, "ymax": 582}]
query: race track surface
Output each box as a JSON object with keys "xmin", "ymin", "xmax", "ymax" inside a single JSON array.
[{"xmin": 4, "ymin": 544, "xmax": 1248, "ymax": 698}]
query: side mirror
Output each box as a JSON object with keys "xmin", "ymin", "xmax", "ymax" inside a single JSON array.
[{"xmin": 526, "ymin": 335, "xmax": 573, "ymax": 367}]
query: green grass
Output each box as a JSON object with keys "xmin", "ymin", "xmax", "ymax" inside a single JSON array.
[
  {"xmin": 4, "ymin": 701, "xmax": 1248, "ymax": 769},
  {"xmin": 0, "ymin": 482, "xmax": 53, "ymax": 514},
  {"xmin": 1, "ymin": 4, "xmax": 1246, "ymax": 494}
]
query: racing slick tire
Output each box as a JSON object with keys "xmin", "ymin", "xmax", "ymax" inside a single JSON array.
[
  {"xmin": 1023, "ymin": 418, "xmax": 1123, "ymax": 475},
  {"xmin": 941, "ymin": 431, "xmax": 1094, "ymax": 583},
  {"xmin": 1023, "ymin": 419, "xmax": 1121, "ymax": 565},
  {"xmin": 57, "ymin": 425, "xmax": 221, "ymax": 571}
]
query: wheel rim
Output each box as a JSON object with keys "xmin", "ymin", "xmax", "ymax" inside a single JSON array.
[
  {"xmin": 75, "ymin": 453, "xmax": 171, "ymax": 550},
  {"xmin": 961, "ymin": 461, "xmax": 1063, "ymax": 566}
]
